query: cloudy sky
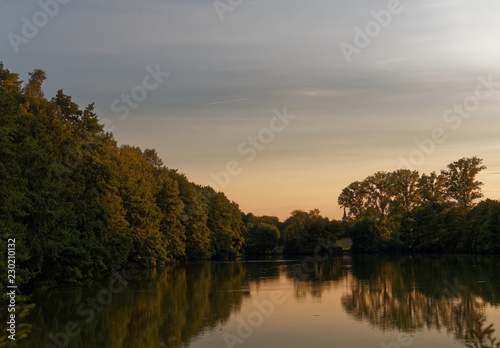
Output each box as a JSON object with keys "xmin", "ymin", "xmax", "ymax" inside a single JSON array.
[{"xmin": 2, "ymin": 0, "xmax": 500, "ymax": 220}]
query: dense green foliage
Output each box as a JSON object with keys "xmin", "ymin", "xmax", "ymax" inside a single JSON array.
[
  {"xmin": 282, "ymin": 209, "xmax": 343, "ymax": 255},
  {"xmin": 0, "ymin": 66, "xmax": 251, "ymax": 288},
  {"xmin": 339, "ymin": 157, "xmax": 500, "ymax": 253},
  {"xmin": 244, "ymin": 222, "xmax": 280, "ymax": 254}
]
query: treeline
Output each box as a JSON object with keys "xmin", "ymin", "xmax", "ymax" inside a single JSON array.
[
  {"xmin": 338, "ymin": 157, "xmax": 500, "ymax": 253},
  {"xmin": 0, "ymin": 66, "xmax": 343, "ymax": 289},
  {"xmin": 243, "ymin": 210, "xmax": 343, "ymax": 255},
  {"xmin": 0, "ymin": 66, "xmax": 251, "ymax": 288}
]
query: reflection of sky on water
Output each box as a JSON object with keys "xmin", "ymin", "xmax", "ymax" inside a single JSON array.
[
  {"xmin": 19, "ymin": 255, "xmax": 500, "ymax": 348},
  {"xmin": 189, "ymin": 256, "xmax": 500, "ymax": 348}
]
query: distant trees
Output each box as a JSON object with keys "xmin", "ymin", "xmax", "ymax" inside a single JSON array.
[
  {"xmin": 241, "ymin": 213, "xmax": 282, "ymax": 255},
  {"xmin": 417, "ymin": 172, "xmax": 446, "ymax": 205},
  {"xmin": 349, "ymin": 218, "xmax": 384, "ymax": 253},
  {"xmin": 365, "ymin": 171, "xmax": 392, "ymax": 218},
  {"xmin": 244, "ymin": 223, "xmax": 280, "ymax": 254},
  {"xmin": 243, "ymin": 209, "xmax": 344, "ymax": 256},
  {"xmin": 282, "ymin": 209, "xmax": 343, "ymax": 255},
  {"xmin": 339, "ymin": 156, "xmax": 499, "ymax": 253},
  {"xmin": 338, "ymin": 181, "xmax": 367, "ymax": 220},
  {"xmin": 442, "ymin": 156, "xmax": 486, "ymax": 207},
  {"xmin": 472, "ymin": 200, "xmax": 500, "ymax": 253},
  {"xmin": 390, "ymin": 169, "xmax": 420, "ymax": 212},
  {"xmin": 338, "ymin": 157, "xmax": 487, "ymax": 221}
]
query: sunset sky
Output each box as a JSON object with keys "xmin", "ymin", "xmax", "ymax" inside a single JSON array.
[{"xmin": 2, "ymin": 0, "xmax": 500, "ymax": 220}]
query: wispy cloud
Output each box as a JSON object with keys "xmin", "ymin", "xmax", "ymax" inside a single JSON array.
[
  {"xmin": 3, "ymin": 0, "xmax": 500, "ymax": 219},
  {"xmin": 372, "ymin": 58, "xmax": 406, "ymax": 73},
  {"xmin": 205, "ymin": 98, "xmax": 250, "ymax": 106}
]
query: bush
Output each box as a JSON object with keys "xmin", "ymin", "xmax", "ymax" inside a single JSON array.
[{"xmin": 245, "ymin": 222, "xmax": 279, "ymax": 255}]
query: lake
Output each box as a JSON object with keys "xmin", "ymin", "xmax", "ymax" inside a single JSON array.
[{"xmin": 20, "ymin": 254, "xmax": 500, "ymax": 348}]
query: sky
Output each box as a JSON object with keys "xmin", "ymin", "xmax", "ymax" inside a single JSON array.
[{"xmin": 1, "ymin": 0, "xmax": 500, "ymax": 220}]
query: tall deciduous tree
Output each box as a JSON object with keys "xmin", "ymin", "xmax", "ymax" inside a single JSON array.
[
  {"xmin": 441, "ymin": 157, "xmax": 486, "ymax": 207},
  {"xmin": 338, "ymin": 181, "xmax": 367, "ymax": 219},
  {"xmin": 155, "ymin": 168, "xmax": 186, "ymax": 260},
  {"xmin": 23, "ymin": 69, "xmax": 46, "ymax": 98},
  {"xmin": 115, "ymin": 145, "xmax": 163, "ymax": 265},
  {"xmin": 417, "ymin": 171, "xmax": 447, "ymax": 205},
  {"xmin": 390, "ymin": 169, "xmax": 420, "ymax": 212},
  {"xmin": 204, "ymin": 187, "xmax": 245, "ymax": 259},
  {"xmin": 169, "ymin": 170, "xmax": 212, "ymax": 260},
  {"xmin": 365, "ymin": 171, "xmax": 392, "ymax": 219},
  {"xmin": 142, "ymin": 148, "xmax": 186, "ymax": 260}
]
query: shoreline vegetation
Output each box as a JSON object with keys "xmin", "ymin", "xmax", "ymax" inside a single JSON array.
[
  {"xmin": 338, "ymin": 157, "xmax": 500, "ymax": 254},
  {"xmin": 0, "ymin": 66, "xmax": 342, "ymax": 292},
  {"xmin": 1, "ymin": 65, "xmax": 499, "ymax": 294}
]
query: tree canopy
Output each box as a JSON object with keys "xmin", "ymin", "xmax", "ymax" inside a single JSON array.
[
  {"xmin": 338, "ymin": 157, "xmax": 498, "ymax": 253},
  {"xmin": 0, "ymin": 66, "xmax": 251, "ymax": 289}
]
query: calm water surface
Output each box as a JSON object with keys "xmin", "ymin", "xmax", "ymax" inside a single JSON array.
[{"xmin": 21, "ymin": 255, "xmax": 500, "ymax": 348}]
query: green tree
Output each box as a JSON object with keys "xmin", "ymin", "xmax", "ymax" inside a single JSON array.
[
  {"xmin": 390, "ymin": 169, "xmax": 420, "ymax": 212},
  {"xmin": 98, "ymin": 136, "xmax": 132, "ymax": 268},
  {"xmin": 155, "ymin": 168, "xmax": 186, "ymax": 260},
  {"xmin": 142, "ymin": 148, "xmax": 186, "ymax": 261},
  {"xmin": 169, "ymin": 171, "xmax": 211, "ymax": 259},
  {"xmin": 245, "ymin": 222, "xmax": 280, "ymax": 254},
  {"xmin": 338, "ymin": 181, "xmax": 368, "ymax": 219},
  {"xmin": 204, "ymin": 188, "xmax": 245, "ymax": 259},
  {"xmin": 348, "ymin": 218, "xmax": 382, "ymax": 253},
  {"xmin": 417, "ymin": 171, "xmax": 447, "ymax": 205},
  {"xmin": 438, "ymin": 206, "xmax": 468, "ymax": 252},
  {"xmin": 469, "ymin": 200, "xmax": 500, "ymax": 253},
  {"xmin": 442, "ymin": 156, "xmax": 486, "ymax": 207},
  {"xmin": 22, "ymin": 69, "xmax": 46, "ymax": 98},
  {"xmin": 365, "ymin": 171, "xmax": 392, "ymax": 220},
  {"xmin": 115, "ymin": 145, "xmax": 163, "ymax": 265},
  {"xmin": 284, "ymin": 209, "xmax": 342, "ymax": 254},
  {"xmin": 401, "ymin": 203, "xmax": 445, "ymax": 251}
]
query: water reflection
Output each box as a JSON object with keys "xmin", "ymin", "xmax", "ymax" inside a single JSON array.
[
  {"xmin": 19, "ymin": 256, "xmax": 500, "ymax": 348},
  {"xmin": 342, "ymin": 255, "xmax": 500, "ymax": 340},
  {"xmin": 285, "ymin": 257, "xmax": 345, "ymax": 299},
  {"xmin": 22, "ymin": 262, "xmax": 247, "ymax": 348}
]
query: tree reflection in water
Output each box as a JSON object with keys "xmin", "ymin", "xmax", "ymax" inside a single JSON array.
[
  {"xmin": 18, "ymin": 255, "xmax": 500, "ymax": 348},
  {"xmin": 341, "ymin": 255, "xmax": 500, "ymax": 342}
]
